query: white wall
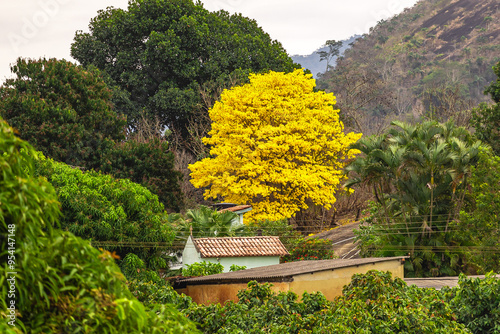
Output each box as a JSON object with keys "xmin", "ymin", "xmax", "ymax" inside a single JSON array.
[
  {"xmin": 202, "ymin": 256, "xmax": 280, "ymax": 272},
  {"xmin": 182, "ymin": 236, "xmax": 202, "ymax": 268}
]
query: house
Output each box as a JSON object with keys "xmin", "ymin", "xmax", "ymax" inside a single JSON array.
[
  {"xmin": 213, "ymin": 203, "xmax": 252, "ymax": 226},
  {"xmin": 182, "ymin": 236, "xmax": 289, "ymax": 273},
  {"xmin": 175, "ymin": 256, "xmax": 407, "ymax": 304}
]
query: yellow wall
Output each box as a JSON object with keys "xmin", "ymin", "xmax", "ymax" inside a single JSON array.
[
  {"xmin": 182, "ymin": 259, "xmax": 404, "ymax": 304},
  {"xmin": 290, "ymin": 259, "xmax": 403, "ymax": 300}
]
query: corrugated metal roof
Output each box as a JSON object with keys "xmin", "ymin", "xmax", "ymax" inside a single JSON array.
[
  {"xmin": 404, "ymin": 275, "xmax": 500, "ymax": 290},
  {"xmin": 193, "ymin": 236, "xmax": 289, "ymax": 258},
  {"xmin": 181, "ymin": 257, "xmax": 406, "ymax": 284}
]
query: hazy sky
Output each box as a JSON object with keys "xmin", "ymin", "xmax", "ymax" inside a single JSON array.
[{"xmin": 0, "ymin": 0, "xmax": 419, "ymax": 83}]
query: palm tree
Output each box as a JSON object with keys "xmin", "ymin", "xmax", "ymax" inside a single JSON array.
[
  {"xmin": 180, "ymin": 206, "xmax": 245, "ymax": 238},
  {"xmin": 345, "ymin": 120, "xmax": 483, "ymax": 276}
]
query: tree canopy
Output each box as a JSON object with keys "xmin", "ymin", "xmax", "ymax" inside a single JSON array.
[
  {"xmin": 99, "ymin": 137, "xmax": 184, "ymax": 211},
  {"xmin": 189, "ymin": 69, "xmax": 361, "ymax": 222},
  {"xmin": 0, "ymin": 57, "xmax": 184, "ymax": 211},
  {"xmin": 472, "ymin": 60, "xmax": 500, "ymax": 155},
  {"xmin": 71, "ymin": 0, "xmax": 300, "ymax": 138},
  {"xmin": 347, "ymin": 120, "xmax": 482, "ymax": 277},
  {"xmin": 0, "ymin": 57, "xmax": 126, "ymax": 168},
  {"xmin": 0, "ymin": 116, "xmax": 198, "ymax": 333},
  {"xmin": 35, "ymin": 154, "xmax": 177, "ymax": 268},
  {"xmin": 458, "ymin": 147, "xmax": 500, "ymax": 273}
]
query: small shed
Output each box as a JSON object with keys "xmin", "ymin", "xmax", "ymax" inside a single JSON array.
[
  {"xmin": 182, "ymin": 236, "xmax": 289, "ymax": 273},
  {"xmin": 176, "ymin": 257, "xmax": 406, "ymax": 304}
]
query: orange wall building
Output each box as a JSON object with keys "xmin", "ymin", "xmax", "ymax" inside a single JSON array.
[{"xmin": 175, "ymin": 257, "xmax": 406, "ymax": 305}]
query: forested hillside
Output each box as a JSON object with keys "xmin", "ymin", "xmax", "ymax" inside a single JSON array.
[
  {"xmin": 318, "ymin": 0, "xmax": 500, "ymax": 135},
  {"xmin": 291, "ymin": 35, "xmax": 359, "ymax": 78}
]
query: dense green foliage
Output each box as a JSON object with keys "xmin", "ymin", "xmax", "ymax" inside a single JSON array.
[
  {"xmin": 128, "ymin": 275, "xmax": 194, "ymax": 310},
  {"xmin": 0, "ymin": 58, "xmax": 126, "ymax": 167},
  {"xmin": 184, "ymin": 271, "xmax": 470, "ymax": 333},
  {"xmin": 281, "ymin": 237, "xmax": 336, "ymax": 262},
  {"xmin": 182, "ymin": 262, "xmax": 224, "ymax": 277},
  {"xmin": 444, "ymin": 272, "xmax": 500, "ymax": 334},
  {"xmin": 0, "ymin": 57, "xmax": 183, "ymax": 211},
  {"xmin": 178, "ymin": 206, "xmax": 241, "ymax": 238},
  {"xmin": 71, "ymin": 0, "xmax": 299, "ymax": 137},
  {"xmin": 472, "ymin": 61, "xmax": 500, "ymax": 155},
  {"xmin": 34, "ymin": 154, "xmax": 176, "ymax": 268},
  {"xmin": 0, "ymin": 117, "xmax": 199, "ymax": 333},
  {"xmin": 456, "ymin": 148, "xmax": 500, "ymax": 273},
  {"xmin": 347, "ymin": 120, "xmax": 482, "ymax": 277},
  {"xmin": 99, "ymin": 137, "xmax": 184, "ymax": 211},
  {"xmin": 229, "ymin": 264, "xmax": 247, "ymax": 272}
]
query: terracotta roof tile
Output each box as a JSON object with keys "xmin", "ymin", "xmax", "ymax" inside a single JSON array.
[
  {"xmin": 193, "ymin": 236, "xmax": 288, "ymax": 258},
  {"xmin": 218, "ymin": 205, "xmax": 252, "ymax": 213}
]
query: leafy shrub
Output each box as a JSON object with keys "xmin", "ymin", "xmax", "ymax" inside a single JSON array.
[
  {"xmin": 182, "ymin": 262, "xmax": 224, "ymax": 277},
  {"xmin": 121, "ymin": 253, "xmax": 146, "ymax": 278},
  {"xmin": 281, "ymin": 237, "xmax": 336, "ymax": 262},
  {"xmin": 127, "ymin": 276, "xmax": 193, "ymax": 310},
  {"xmin": 443, "ymin": 272, "xmax": 500, "ymax": 333},
  {"xmin": 322, "ymin": 271, "xmax": 467, "ymax": 333},
  {"xmin": 35, "ymin": 155, "xmax": 176, "ymax": 268},
  {"xmin": 0, "ymin": 117, "xmax": 199, "ymax": 333},
  {"xmin": 185, "ymin": 281, "xmax": 329, "ymax": 333},
  {"xmin": 230, "ymin": 264, "xmax": 247, "ymax": 272},
  {"xmin": 184, "ymin": 271, "xmax": 468, "ymax": 333}
]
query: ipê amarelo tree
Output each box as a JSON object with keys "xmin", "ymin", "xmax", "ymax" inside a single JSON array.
[{"xmin": 189, "ymin": 69, "xmax": 362, "ymax": 223}]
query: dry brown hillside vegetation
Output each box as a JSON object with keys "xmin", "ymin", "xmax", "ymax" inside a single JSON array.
[{"xmin": 318, "ymin": 0, "xmax": 500, "ymax": 135}]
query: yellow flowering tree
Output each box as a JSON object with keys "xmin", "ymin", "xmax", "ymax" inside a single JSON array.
[{"xmin": 189, "ymin": 69, "xmax": 361, "ymax": 222}]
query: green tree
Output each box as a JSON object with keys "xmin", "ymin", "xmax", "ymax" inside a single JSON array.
[
  {"xmin": 0, "ymin": 57, "xmax": 184, "ymax": 211},
  {"xmin": 347, "ymin": 120, "xmax": 482, "ymax": 277},
  {"xmin": 457, "ymin": 147, "xmax": 500, "ymax": 273},
  {"xmin": 99, "ymin": 137, "xmax": 184, "ymax": 211},
  {"xmin": 0, "ymin": 117, "xmax": 199, "ymax": 333},
  {"xmin": 317, "ymin": 39, "xmax": 343, "ymax": 72},
  {"xmin": 35, "ymin": 154, "xmax": 176, "ymax": 269},
  {"xmin": 472, "ymin": 61, "xmax": 500, "ymax": 155},
  {"xmin": 179, "ymin": 205, "xmax": 242, "ymax": 238},
  {"xmin": 71, "ymin": 0, "xmax": 300, "ymax": 138},
  {"xmin": 0, "ymin": 57, "xmax": 126, "ymax": 167}
]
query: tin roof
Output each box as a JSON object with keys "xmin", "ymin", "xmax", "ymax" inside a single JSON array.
[
  {"xmin": 193, "ymin": 236, "xmax": 289, "ymax": 258},
  {"xmin": 180, "ymin": 257, "xmax": 406, "ymax": 285},
  {"xmin": 404, "ymin": 275, "xmax": 500, "ymax": 290}
]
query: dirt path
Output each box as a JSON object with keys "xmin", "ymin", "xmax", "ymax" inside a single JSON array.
[{"xmin": 312, "ymin": 222, "xmax": 361, "ymax": 259}]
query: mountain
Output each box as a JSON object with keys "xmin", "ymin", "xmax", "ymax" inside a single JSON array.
[
  {"xmin": 317, "ymin": 0, "xmax": 500, "ymax": 135},
  {"xmin": 291, "ymin": 35, "xmax": 359, "ymax": 78}
]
